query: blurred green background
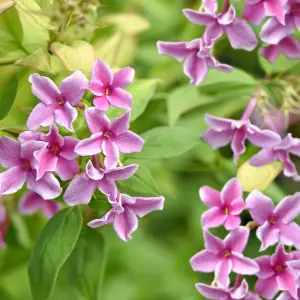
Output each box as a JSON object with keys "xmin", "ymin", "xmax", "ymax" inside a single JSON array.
[{"xmin": 0, "ymin": 0, "xmax": 300, "ymax": 299}]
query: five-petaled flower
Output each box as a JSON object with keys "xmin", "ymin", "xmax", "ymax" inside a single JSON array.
[
  {"xmin": 196, "ymin": 279, "xmax": 261, "ymax": 300},
  {"xmin": 255, "ymin": 244, "xmax": 300, "ymax": 299},
  {"xmin": 89, "ymin": 59, "xmax": 134, "ymax": 111},
  {"xmin": 75, "ymin": 108, "xmax": 144, "ymax": 169},
  {"xmin": 64, "ymin": 160, "xmax": 138, "ymax": 206},
  {"xmin": 0, "ymin": 137, "xmax": 62, "ymax": 199},
  {"xmin": 202, "ymin": 114, "xmax": 281, "ymax": 164},
  {"xmin": 88, "ymin": 193, "xmax": 165, "ymax": 241},
  {"xmin": 200, "ymin": 178, "xmax": 246, "ymax": 230},
  {"xmin": 19, "ymin": 191, "xmax": 60, "ymax": 219},
  {"xmin": 246, "ymin": 190, "xmax": 300, "ymax": 251},
  {"xmin": 19, "ymin": 124, "xmax": 80, "ymax": 180},
  {"xmin": 250, "ymin": 133, "xmax": 300, "ymax": 181},
  {"xmin": 28, "ymin": 71, "xmax": 88, "ymax": 131},
  {"xmin": 190, "ymin": 227, "xmax": 259, "ymax": 287}
]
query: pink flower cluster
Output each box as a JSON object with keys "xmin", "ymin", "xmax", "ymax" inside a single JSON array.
[
  {"xmin": 192, "ymin": 177, "xmax": 300, "ymax": 299},
  {"xmin": 157, "ymin": 0, "xmax": 300, "ymax": 85},
  {"xmin": 0, "ymin": 59, "xmax": 164, "ymax": 246}
]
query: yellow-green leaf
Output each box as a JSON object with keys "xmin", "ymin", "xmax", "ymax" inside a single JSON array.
[
  {"xmin": 50, "ymin": 41, "xmax": 96, "ymax": 76},
  {"xmin": 237, "ymin": 160, "xmax": 284, "ymax": 192},
  {"xmin": 101, "ymin": 13, "xmax": 150, "ymax": 35},
  {"xmin": 15, "ymin": 47, "xmax": 52, "ymax": 73}
]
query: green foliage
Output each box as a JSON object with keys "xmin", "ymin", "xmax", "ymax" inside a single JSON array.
[{"xmin": 28, "ymin": 207, "xmax": 82, "ymax": 300}]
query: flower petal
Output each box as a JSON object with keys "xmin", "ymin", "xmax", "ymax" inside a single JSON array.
[
  {"xmin": 183, "ymin": 9, "xmax": 216, "ymax": 25},
  {"xmin": 55, "ymin": 157, "xmax": 79, "ymax": 181},
  {"xmin": 106, "ymin": 164, "xmax": 138, "ymax": 181},
  {"xmin": 202, "ymin": 129, "xmax": 233, "ymax": 149},
  {"xmin": 19, "ymin": 191, "xmax": 43, "ymax": 215},
  {"xmin": 54, "ymin": 102, "xmax": 78, "ymax": 132},
  {"xmin": 42, "ymin": 200, "xmax": 60, "ymax": 218},
  {"xmin": 242, "ymin": 2, "xmax": 266, "ymax": 25},
  {"xmin": 280, "ymin": 222, "xmax": 300, "ymax": 249},
  {"xmin": 257, "ymin": 222, "xmax": 280, "ymax": 251},
  {"xmin": 91, "ymin": 59, "xmax": 113, "ymax": 87},
  {"xmin": 75, "ymin": 133, "xmax": 103, "ymax": 156},
  {"xmin": 231, "ymin": 127, "xmax": 247, "ymax": 163},
  {"xmin": 250, "ymin": 148, "xmax": 277, "ymax": 166},
  {"xmin": 246, "ymin": 190, "xmax": 274, "ymax": 224},
  {"xmin": 203, "ymin": 0, "xmax": 218, "ymax": 14},
  {"xmin": 229, "ymin": 199, "xmax": 246, "ymax": 215},
  {"xmin": 0, "ymin": 166, "xmax": 27, "ymax": 195},
  {"xmin": 255, "ymin": 277, "xmax": 279, "ymax": 299},
  {"xmin": 221, "ymin": 178, "xmax": 242, "ymax": 205},
  {"xmin": 204, "ymin": 230, "xmax": 224, "ymax": 254},
  {"xmin": 224, "ymin": 226, "xmax": 249, "ymax": 253},
  {"xmin": 112, "ymin": 67, "xmax": 135, "ymax": 89},
  {"xmin": 88, "ymin": 209, "xmax": 115, "ymax": 228},
  {"xmin": 26, "ymin": 172, "xmax": 62, "ymax": 200},
  {"xmin": 190, "ymin": 250, "xmax": 219, "ymax": 272},
  {"xmin": 64, "ymin": 173, "xmax": 97, "ymax": 206},
  {"xmin": 195, "ymin": 283, "xmax": 228, "ymax": 299},
  {"xmin": 231, "ymin": 252, "xmax": 259, "ymax": 275},
  {"xmin": 277, "ymin": 269, "xmax": 298, "ymax": 299},
  {"xmin": 102, "ymin": 140, "xmax": 119, "ymax": 169},
  {"xmin": 184, "ymin": 53, "xmax": 208, "ymax": 86},
  {"xmin": 216, "ymin": 259, "xmax": 233, "ymax": 287},
  {"xmin": 93, "ymin": 95, "xmax": 110, "ymax": 111},
  {"xmin": 264, "ymin": 0, "xmax": 286, "ymax": 25},
  {"xmin": 157, "ymin": 41, "xmax": 191, "ymax": 62},
  {"xmin": 0, "ymin": 136, "xmax": 21, "ymax": 168},
  {"xmin": 29, "ymin": 73, "xmax": 60, "ymax": 105},
  {"xmin": 59, "ymin": 136, "xmax": 79, "ymax": 160},
  {"xmin": 199, "ymin": 186, "xmax": 221, "ymax": 207},
  {"xmin": 230, "ymin": 279, "xmax": 249, "ymax": 299},
  {"xmin": 201, "ymin": 207, "xmax": 227, "ymax": 229},
  {"xmin": 274, "ymin": 193, "xmax": 300, "ymax": 223},
  {"xmin": 26, "ymin": 103, "xmax": 55, "ymax": 131},
  {"xmin": 115, "ymin": 131, "xmax": 144, "ymax": 153},
  {"xmin": 85, "ymin": 107, "xmax": 110, "ymax": 134},
  {"xmin": 130, "ymin": 196, "xmax": 164, "ymax": 217},
  {"xmin": 255, "ymin": 255, "xmax": 275, "ymax": 279},
  {"xmin": 107, "ymin": 88, "xmax": 132, "ymax": 110},
  {"xmin": 42, "ymin": 124, "xmax": 64, "ymax": 147},
  {"xmin": 224, "ymin": 215, "xmax": 241, "ymax": 230},
  {"xmin": 262, "ymin": 44, "xmax": 280, "ymax": 63},
  {"xmin": 248, "ymin": 125, "xmax": 281, "ymax": 148},
  {"xmin": 280, "ymin": 36, "xmax": 300, "ymax": 59},
  {"xmin": 113, "ymin": 207, "xmax": 138, "ymax": 241},
  {"xmin": 35, "ymin": 149, "xmax": 58, "ymax": 180},
  {"xmin": 218, "ymin": 6, "xmax": 236, "ymax": 25},
  {"xmin": 59, "ymin": 70, "xmax": 89, "ymax": 106},
  {"xmin": 98, "ymin": 177, "xmax": 118, "ymax": 200},
  {"xmin": 18, "ymin": 131, "xmax": 42, "ymax": 144}
]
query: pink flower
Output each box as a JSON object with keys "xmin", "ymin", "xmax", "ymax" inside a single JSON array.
[
  {"xmin": 183, "ymin": 2, "xmax": 258, "ymax": 51},
  {"xmin": 19, "ymin": 191, "xmax": 60, "ymax": 219},
  {"xmin": 88, "ymin": 193, "xmax": 164, "ymax": 241},
  {"xmin": 0, "ymin": 137, "xmax": 62, "ymax": 199},
  {"xmin": 0, "ymin": 201, "xmax": 9, "ymax": 248},
  {"xmin": 202, "ymin": 114, "xmax": 281, "ymax": 163},
  {"xmin": 157, "ymin": 37, "xmax": 233, "ymax": 86},
  {"xmin": 75, "ymin": 108, "xmax": 144, "ymax": 169},
  {"xmin": 262, "ymin": 36, "xmax": 300, "ymax": 63},
  {"xmin": 196, "ymin": 279, "xmax": 261, "ymax": 300},
  {"xmin": 64, "ymin": 160, "xmax": 138, "ymax": 206},
  {"xmin": 19, "ymin": 124, "xmax": 79, "ymax": 181},
  {"xmin": 243, "ymin": 0, "xmax": 286, "ymax": 25},
  {"xmin": 200, "ymin": 178, "xmax": 246, "ymax": 230},
  {"xmin": 89, "ymin": 59, "xmax": 134, "ymax": 111},
  {"xmin": 246, "ymin": 191, "xmax": 300, "ymax": 250},
  {"xmin": 27, "ymin": 70, "xmax": 88, "ymax": 131},
  {"xmin": 277, "ymin": 280, "xmax": 300, "ymax": 300},
  {"xmin": 255, "ymin": 244, "xmax": 299, "ymax": 299},
  {"xmin": 260, "ymin": 1, "xmax": 300, "ymax": 45},
  {"xmin": 190, "ymin": 227, "xmax": 259, "ymax": 287},
  {"xmin": 250, "ymin": 134, "xmax": 300, "ymax": 181}
]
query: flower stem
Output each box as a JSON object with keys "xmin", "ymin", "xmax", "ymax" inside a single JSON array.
[
  {"xmin": 222, "ymin": 0, "xmax": 230, "ymax": 13},
  {"xmin": 234, "ymin": 274, "xmax": 243, "ymax": 287}
]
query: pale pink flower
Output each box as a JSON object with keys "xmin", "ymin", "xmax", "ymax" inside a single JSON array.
[
  {"xmin": 200, "ymin": 178, "xmax": 246, "ymax": 230},
  {"xmin": 27, "ymin": 70, "xmax": 88, "ymax": 131},
  {"xmin": 88, "ymin": 193, "xmax": 164, "ymax": 241},
  {"xmin": 0, "ymin": 200, "xmax": 9, "ymax": 249},
  {"xmin": 75, "ymin": 108, "xmax": 144, "ymax": 169},
  {"xmin": 19, "ymin": 191, "xmax": 60, "ymax": 218},
  {"xmin": 190, "ymin": 227, "xmax": 259, "ymax": 287},
  {"xmin": 0, "ymin": 137, "xmax": 62, "ymax": 199},
  {"xmin": 89, "ymin": 59, "xmax": 134, "ymax": 111}
]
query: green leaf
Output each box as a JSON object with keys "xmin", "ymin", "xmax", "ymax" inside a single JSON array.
[
  {"xmin": 0, "ymin": 0, "xmax": 15, "ymax": 15},
  {"xmin": 119, "ymin": 165, "xmax": 161, "ymax": 196},
  {"xmin": 15, "ymin": 47, "xmax": 52, "ymax": 73},
  {"xmin": 259, "ymin": 54, "xmax": 300, "ymax": 74},
  {"xmin": 131, "ymin": 127, "xmax": 200, "ymax": 159},
  {"xmin": 0, "ymin": 72, "xmax": 18, "ymax": 120},
  {"xmin": 50, "ymin": 41, "xmax": 96, "ymax": 75},
  {"xmin": 67, "ymin": 228, "xmax": 106, "ymax": 300},
  {"xmin": 28, "ymin": 207, "xmax": 82, "ymax": 300},
  {"xmin": 128, "ymin": 79, "xmax": 158, "ymax": 121}
]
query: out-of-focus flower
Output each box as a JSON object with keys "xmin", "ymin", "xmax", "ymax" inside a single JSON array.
[
  {"xmin": 260, "ymin": 1, "xmax": 300, "ymax": 44},
  {"xmin": 246, "ymin": 190, "xmax": 300, "ymax": 250},
  {"xmin": 243, "ymin": 0, "xmax": 286, "ymax": 25},
  {"xmin": 75, "ymin": 108, "xmax": 144, "ymax": 169},
  {"xmin": 19, "ymin": 124, "xmax": 79, "ymax": 180},
  {"xmin": 64, "ymin": 160, "xmax": 138, "ymax": 206},
  {"xmin": 262, "ymin": 36, "xmax": 300, "ymax": 62},
  {"xmin": 196, "ymin": 279, "xmax": 261, "ymax": 299},
  {"xmin": 190, "ymin": 227, "xmax": 259, "ymax": 287},
  {"xmin": 88, "ymin": 193, "xmax": 164, "ymax": 241},
  {"xmin": 0, "ymin": 200, "xmax": 9, "ymax": 249},
  {"xmin": 200, "ymin": 178, "xmax": 246, "ymax": 230},
  {"xmin": 157, "ymin": 38, "xmax": 233, "ymax": 86},
  {"xmin": 202, "ymin": 114, "xmax": 281, "ymax": 163},
  {"xmin": 0, "ymin": 137, "xmax": 62, "ymax": 199},
  {"xmin": 255, "ymin": 244, "xmax": 299, "ymax": 299},
  {"xmin": 183, "ymin": 2, "xmax": 258, "ymax": 51},
  {"xmin": 19, "ymin": 191, "xmax": 60, "ymax": 219},
  {"xmin": 89, "ymin": 59, "xmax": 134, "ymax": 111},
  {"xmin": 250, "ymin": 134, "xmax": 300, "ymax": 181},
  {"xmin": 27, "ymin": 71, "xmax": 88, "ymax": 131}
]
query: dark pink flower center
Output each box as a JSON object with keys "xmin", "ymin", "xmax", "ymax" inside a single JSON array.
[
  {"xmin": 269, "ymin": 217, "xmax": 277, "ymax": 225},
  {"xmin": 23, "ymin": 161, "xmax": 31, "ymax": 170},
  {"xmin": 223, "ymin": 250, "xmax": 231, "ymax": 258},
  {"xmin": 105, "ymin": 87, "xmax": 111, "ymax": 96},
  {"xmin": 274, "ymin": 264, "xmax": 285, "ymax": 274},
  {"xmin": 224, "ymin": 207, "xmax": 230, "ymax": 215},
  {"xmin": 57, "ymin": 95, "xmax": 65, "ymax": 106},
  {"xmin": 103, "ymin": 131, "xmax": 112, "ymax": 139},
  {"xmin": 49, "ymin": 145, "xmax": 60, "ymax": 155}
]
